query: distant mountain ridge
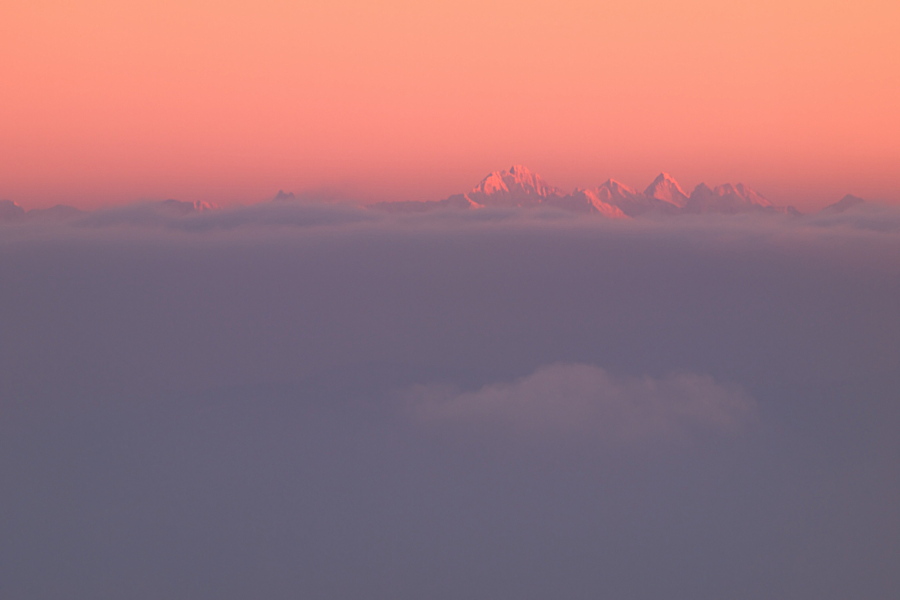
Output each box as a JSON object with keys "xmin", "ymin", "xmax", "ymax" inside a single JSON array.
[
  {"xmin": 819, "ymin": 194, "xmax": 865, "ymax": 214},
  {"xmin": 371, "ymin": 165, "xmax": 800, "ymax": 217},
  {"xmin": 0, "ymin": 198, "xmax": 214, "ymax": 223},
  {"xmin": 0, "ymin": 199, "xmax": 86, "ymax": 222},
  {"xmin": 0, "ymin": 170, "xmax": 873, "ymax": 224}
]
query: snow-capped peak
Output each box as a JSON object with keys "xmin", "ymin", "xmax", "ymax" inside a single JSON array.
[
  {"xmin": 592, "ymin": 179, "xmax": 638, "ymax": 203},
  {"xmin": 713, "ymin": 183, "xmax": 772, "ymax": 207},
  {"xmin": 466, "ymin": 165, "xmax": 563, "ymax": 208},
  {"xmin": 684, "ymin": 182, "xmax": 783, "ymax": 214},
  {"xmin": 644, "ymin": 173, "xmax": 688, "ymax": 207},
  {"xmin": 471, "ymin": 165, "xmax": 559, "ymax": 198}
]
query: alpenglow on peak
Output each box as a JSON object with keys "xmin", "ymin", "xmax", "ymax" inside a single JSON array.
[
  {"xmin": 644, "ymin": 173, "xmax": 689, "ymax": 207},
  {"xmin": 471, "ymin": 165, "xmax": 560, "ymax": 199}
]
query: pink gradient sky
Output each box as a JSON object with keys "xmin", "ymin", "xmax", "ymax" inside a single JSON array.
[{"xmin": 2, "ymin": 0, "xmax": 898, "ymax": 210}]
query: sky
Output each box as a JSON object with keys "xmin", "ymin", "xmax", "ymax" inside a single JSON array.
[
  {"xmin": 2, "ymin": 0, "xmax": 899, "ymax": 209},
  {"xmin": 2, "ymin": 209, "xmax": 900, "ymax": 598}
]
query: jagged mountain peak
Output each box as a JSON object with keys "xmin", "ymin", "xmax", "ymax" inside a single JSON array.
[
  {"xmin": 470, "ymin": 165, "xmax": 562, "ymax": 203},
  {"xmin": 685, "ymin": 181, "xmax": 784, "ymax": 214},
  {"xmin": 644, "ymin": 173, "xmax": 688, "ymax": 207},
  {"xmin": 590, "ymin": 180, "xmax": 639, "ymax": 206},
  {"xmin": 374, "ymin": 167, "xmax": 803, "ymax": 218},
  {"xmin": 507, "ymin": 164, "xmax": 534, "ymax": 177},
  {"xmin": 569, "ymin": 188, "xmax": 629, "ymax": 219},
  {"xmin": 691, "ymin": 182, "xmax": 713, "ymax": 195},
  {"xmin": 475, "ymin": 165, "xmax": 552, "ymax": 190},
  {"xmin": 600, "ymin": 178, "xmax": 637, "ymax": 194},
  {"xmin": 715, "ymin": 183, "xmax": 771, "ymax": 207},
  {"xmin": 820, "ymin": 194, "xmax": 865, "ymax": 214}
]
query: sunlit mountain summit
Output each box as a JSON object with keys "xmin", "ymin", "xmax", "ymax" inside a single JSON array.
[
  {"xmin": 644, "ymin": 172, "xmax": 689, "ymax": 208},
  {"xmin": 371, "ymin": 165, "xmax": 801, "ymax": 217},
  {"xmin": 467, "ymin": 164, "xmax": 561, "ymax": 206},
  {"xmin": 2, "ymin": 167, "xmax": 875, "ymax": 225},
  {"xmin": 443, "ymin": 165, "xmax": 626, "ymax": 217}
]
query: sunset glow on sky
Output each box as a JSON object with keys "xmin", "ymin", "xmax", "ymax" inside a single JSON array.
[{"xmin": 2, "ymin": 0, "xmax": 898, "ymax": 209}]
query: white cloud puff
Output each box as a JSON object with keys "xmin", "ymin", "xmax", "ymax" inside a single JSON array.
[{"xmin": 409, "ymin": 364, "xmax": 755, "ymax": 442}]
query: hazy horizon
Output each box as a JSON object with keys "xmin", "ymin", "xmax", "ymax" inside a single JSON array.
[{"xmin": 1, "ymin": 163, "xmax": 890, "ymax": 215}]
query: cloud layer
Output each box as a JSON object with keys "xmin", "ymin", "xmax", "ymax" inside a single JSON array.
[
  {"xmin": 3, "ymin": 193, "xmax": 900, "ymax": 236},
  {"xmin": 2, "ymin": 208, "xmax": 899, "ymax": 599},
  {"xmin": 410, "ymin": 364, "xmax": 754, "ymax": 442}
]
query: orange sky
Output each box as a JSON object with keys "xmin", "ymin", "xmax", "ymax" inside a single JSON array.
[{"xmin": 2, "ymin": 0, "xmax": 898, "ymax": 210}]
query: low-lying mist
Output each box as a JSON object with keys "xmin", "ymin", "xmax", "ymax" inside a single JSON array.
[{"xmin": 2, "ymin": 207, "xmax": 899, "ymax": 599}]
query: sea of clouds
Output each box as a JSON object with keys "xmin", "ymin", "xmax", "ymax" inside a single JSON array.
[{"xmin": 2, "ymin": 203, "xmax": 899, "ymax": 599}]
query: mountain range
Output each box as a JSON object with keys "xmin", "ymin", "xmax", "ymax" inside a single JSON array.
[
  {"xmin": 0, "ymin": 199, "xmax": 215, "ymax": 223},
  {"xmin": 0, "ymin": 169, "xmax": 870, "ymax": 222},
  {"xmin": 372, "ymin": 165, "xmax": 804, "ymax": 217}
]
